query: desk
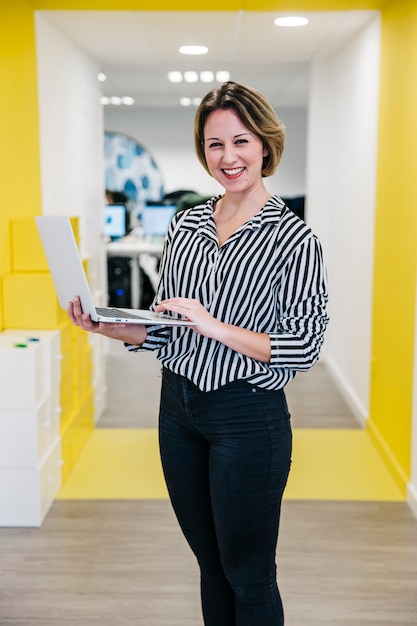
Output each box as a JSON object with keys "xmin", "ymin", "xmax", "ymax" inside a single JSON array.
[{"xmin": 106, "ymin": 237, "xmax": 164, "ymax": 308}]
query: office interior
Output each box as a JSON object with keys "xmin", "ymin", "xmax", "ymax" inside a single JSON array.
[{"xmin": 0, "ymin": 0, "xmax": 417, "ymax": 621}]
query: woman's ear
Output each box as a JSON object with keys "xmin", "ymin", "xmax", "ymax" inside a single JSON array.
[{"xmin": 263, "ymin": 145, "xmax": 269, "ymax": 158}]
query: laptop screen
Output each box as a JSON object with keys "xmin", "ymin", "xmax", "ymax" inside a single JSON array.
[
  {"xmin": 141, "ymin": 205, "xmax": 177, "ymax": 238},
  {"xmin": 104, "ymin": 204, "xmax": 127, "ymax": 239}
]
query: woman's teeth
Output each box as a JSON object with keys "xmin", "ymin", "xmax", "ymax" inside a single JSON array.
[{"xmin": 224, "ymin": 167, "xmax": 244, "ymax": 176}]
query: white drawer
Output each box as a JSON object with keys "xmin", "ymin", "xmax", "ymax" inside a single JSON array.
[
  {"xmin": 0, "ymin": 339, "xmax": 45, "ymax": 407},
  {"xmin": 1, "ymin": 330, "xmax": 62, "ymax": 398},
  {"xmin": 0, "ymin": 387, "xmax": 61, "ymax": 467},
  {"xmin": 0, "ymin": 438, "xmax": 62, "ymax": 527}
]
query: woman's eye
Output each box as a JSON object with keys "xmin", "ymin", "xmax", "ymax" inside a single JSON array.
[{"xmin": 235, "ymin": 139, "xmax": 248, "ymax": 145}]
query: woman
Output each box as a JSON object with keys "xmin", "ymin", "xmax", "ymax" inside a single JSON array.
[{"xmin": 68, "ymin": 81, "xmax": 329, "ymax": 625}]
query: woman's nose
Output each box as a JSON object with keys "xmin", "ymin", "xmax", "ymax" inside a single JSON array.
[{"xmin": 221, "ymin": 143, "xmax": 237, "ymax": 163}]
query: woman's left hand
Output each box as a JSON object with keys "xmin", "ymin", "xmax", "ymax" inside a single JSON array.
[
  {"xmin": 156, "ymin": 298, "xmax": 222, "ymax": 339},
  {"xmin": 157, "ymin": 297, "xmax": 271, "ymax": 362}
]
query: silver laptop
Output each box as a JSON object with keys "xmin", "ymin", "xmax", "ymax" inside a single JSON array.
[{"xmin": 35, "ymin": 215, "xmax": 193, "ymax": 325}]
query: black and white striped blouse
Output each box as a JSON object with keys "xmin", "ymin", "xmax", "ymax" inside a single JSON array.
[{"xmin": 128, "ymin": 195, "xmax": 329, "ymax": 392}]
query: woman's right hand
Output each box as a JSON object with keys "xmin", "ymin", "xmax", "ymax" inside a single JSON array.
[{"xmin": 67, "ymin": 296, "xmax": 147, "ymax": 345}]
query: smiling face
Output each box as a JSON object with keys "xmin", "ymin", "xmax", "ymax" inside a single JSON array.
[{"xmin": 203, "ymin": 108, "xmax": 269, "ymax": 194}]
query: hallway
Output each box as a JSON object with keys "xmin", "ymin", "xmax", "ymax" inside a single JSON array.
[{"xmin": 0, "ymin": 341, "xmax": 416, "ymax": 625}]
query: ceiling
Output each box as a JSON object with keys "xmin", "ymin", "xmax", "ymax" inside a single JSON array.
[{"xmin": 40, "ymin": 10, "xmax": 377, "ymax": 109}]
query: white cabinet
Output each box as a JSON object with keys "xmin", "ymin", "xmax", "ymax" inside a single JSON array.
[
  {"xmin": 0, "ymin": 330, "xmax": 62, "ymax": 527},
  {"xmin": 0, "ymin": 438, "xmax": 62, "ymax": 527}
]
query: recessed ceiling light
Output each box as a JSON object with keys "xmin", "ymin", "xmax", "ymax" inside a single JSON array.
[
  {"xmin": 122, "ymin": 97, "xmax": 135, "ymax": 105},
  {"xmin": 98, "ymin": 72, "xmax": 107, "ymax": 82},
  {"xmin": 274, "ymin": 16, "xmax": 309, "ymax": 27},
  {"xmin": 168, "ymin": 71, "xmax": 183, "ymax": 83},
  {"xmin": 179, "ymin": 45, "xmax": 208, "ymax": 55},
  {"xmin": 184, "ymin": 71, "xmax": 199, "ymax": 83},
  {"xmin": 110, "ymin": 97, "xmax": 122, "ymax": 105},
  {"xmin": 180, "ymin": 97, "xmax": 192, "ymax": 106},
  {"xmin": 100, "ymin": 96, "xmax": 110, "ymax": 105}
]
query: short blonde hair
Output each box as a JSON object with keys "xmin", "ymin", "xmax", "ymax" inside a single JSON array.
[{"xmin": 194, "ymin": 81, "xmax": 285, "ymax": 178}]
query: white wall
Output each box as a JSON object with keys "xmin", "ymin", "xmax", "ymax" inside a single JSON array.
[
  {"xmin": 104, "ymin": 106, "xmax": 307, "ymax": 199},
  {"xmin": 35, "ymin": 12, "xmax": 105, "ymax": 268},
  {"xmin": 306, "ymin": 15, "xmax": 381, "ymax": 424}
]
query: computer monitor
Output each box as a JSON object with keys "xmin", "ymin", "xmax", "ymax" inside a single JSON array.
[
  {"xmin": 103, "ymin": 204, "xmax": 127, "ymax": 240},
  {"xmin": 141, "ymin": 204, "xmax": 177, "ymax": 238}
]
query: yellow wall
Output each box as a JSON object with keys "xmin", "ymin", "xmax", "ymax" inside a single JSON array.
[
  {"xmin": 0, "ymin": 1, "xmax": 41, "ymax": 228},
  {"xmin": 1, "ymin": 0, "xmax": 416, "ymax": 492},
  {"xmin": 0, "ymin": 0, "xmax": 42, "ymax": 329},
  {"xmin": 368, "ymin": 0, "xmax": 417, "ymax": 492}
]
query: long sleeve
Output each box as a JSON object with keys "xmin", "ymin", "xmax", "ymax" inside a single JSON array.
[{"xmin": 269, "ymin": 234, "xmax": 328, "ymax": 370}]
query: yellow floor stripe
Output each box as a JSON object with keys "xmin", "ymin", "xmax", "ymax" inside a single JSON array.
[
  {"xmin": 286, "ymin": 429, "xmax": 404, "ymax": 501},
  {"xmin": 58, "ymin": 429, "xmax": 168, "ymax": 500},
  {"xmin": 57, "ymin": 428, "xmax": 405, "ymax": 501}
]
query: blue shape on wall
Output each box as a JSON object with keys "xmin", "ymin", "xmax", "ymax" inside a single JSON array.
[{"xmin": 104, "ymin": 131, "xmax": 164, "ymax": 203}]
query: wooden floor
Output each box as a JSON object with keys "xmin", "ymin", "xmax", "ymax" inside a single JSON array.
[
  {"xmin": 0, "ymin": 499, "xmax": 416, "ymax": 625},
  {"xmin": 1, "ymin": 340, "xmax": 416, "ymax": 625}
]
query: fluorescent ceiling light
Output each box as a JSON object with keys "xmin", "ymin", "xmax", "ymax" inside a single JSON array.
[
  {"xmin": 168, "ymin": 70, "xmax": 231, "ymax": 86},
  {"xmin": 216, "ymin": 70, "xmax": 230, "ymax": 82},
  {"xmin": 184, "ymin": 71, "xmax": 199, "ymax": 83},
  {"xmin": 101, "ymin": 95, "xmax": 135, "ymax": 106},
  {"xmin": 274, "ymin": 16, "xmax": 309, "ymax": 27},
  {"xmin": 168, "ymin": 71, "xmax": 183, "ymax": 83},
  {"xmin": 180, "ymin": 97, "xmax": 201, "ymax": 107},
  {"xmin": 200, "ymin": 71, "xmax": 214, "ymax": 83},
  {"xmin": 179, "ymin": 45, "xmax": 208, "ymax": 55}
]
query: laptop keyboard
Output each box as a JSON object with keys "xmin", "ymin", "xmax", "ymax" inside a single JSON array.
[{"xmin": 95, "ymin": 307, "xmax": 145, "ymax": 320}]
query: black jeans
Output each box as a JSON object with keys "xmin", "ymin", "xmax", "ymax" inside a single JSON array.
[{"xmin": 158, "ymin": 367, "xmax": 292, "ymax": 626}]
